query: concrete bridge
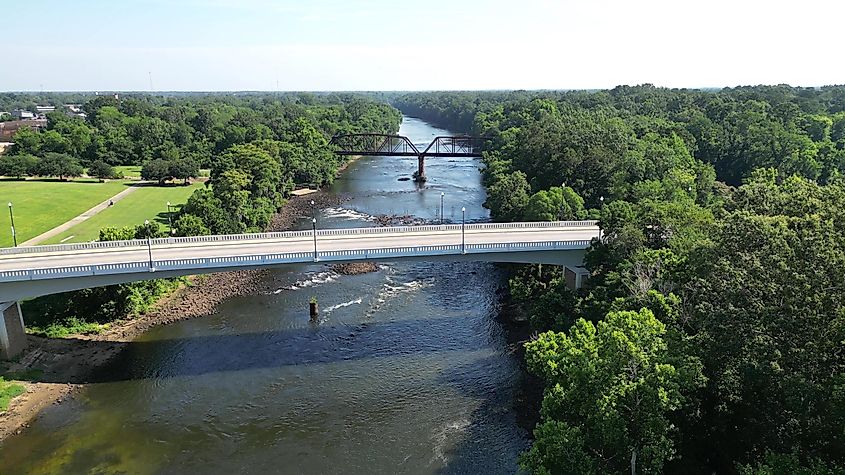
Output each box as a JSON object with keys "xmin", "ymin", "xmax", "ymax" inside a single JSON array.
[{"xmin": 0, "ymin": 221, "xmax": 600, "ymax": 359}]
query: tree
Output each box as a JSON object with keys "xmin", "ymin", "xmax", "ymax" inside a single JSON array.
[
  {"xmin": 685, "ymin": 210, "xmax": 845, "ymax": 468},
  {"xmin": 172, "ymin": 214, "xmax": 210, "ymax": 237},
  {"xmin": 134, "ymin": 220, "xmax": 164, "ymax": 239},
  {"xmin": 180, "ymin": 188, "xmax": 238, "ymax": 234},
  {"xmin": 0, "ymin": 154, "xmax": 37, "ymax": 179},
  {"xmin": 484, "ymin": 171, "xmax": 531, "ymax": 221},
  {"xmin": 10, "ymin": 127, "xmax": 42, "ymax": 155},
  {"xmin": 87, "ymin": 160, "xmax": 117, "ymax": 181},
  {"xmin": 169, "ymin": 158, "xmax": 199, "ymax": 185},
  {"xmin": 141, "ymin": 159, "xmax": 173, "ymax": 185},
  {"xmin": 34, "ymin": 153, "xmax": 83, "ymax": 180},
  {"xmin": 99, "ymin": 226, "xmax": 136, "ymax": 242},
  {"xmin": 524, "ymin": 186, "xmax": 586, "ymax": 221},
  {"xmin": 522, "ymin": 309, "xmax": 705, "ymax": 474}
]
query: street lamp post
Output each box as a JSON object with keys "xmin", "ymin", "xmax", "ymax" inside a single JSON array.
[
  {"xmin": 7, "ymin": 202, "xmax": 16, "ymax": 247},
  {"xmin": 461, "ymin": 206, "xmax": 466, "ymax": 254},
  {"xmin": 440, "ymin": 192, "xmax": 445, "ymax": 224},
  {"xmin": 310, "ymin": 200, "xmax": 315, "ymax": 220},
  {"xmin": 599, "ymin": 196, "xmax": 605, "ymax": 241},
  {"xmin": 166, "ymin": 201, "xmax": 174, "ymax": 235},
  {"xmin": 144, "ymin": 220, "xmax": 154, "ymax": 271},
  {"xmin": 312, "ymin": 217, "xmax": 318, "ymax": 261}
]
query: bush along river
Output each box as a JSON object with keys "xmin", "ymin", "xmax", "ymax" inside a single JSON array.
[{"xmin": 0, "ymin": 117, "xmax": 532, "ymax": 474}]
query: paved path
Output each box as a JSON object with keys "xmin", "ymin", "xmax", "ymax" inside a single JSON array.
[{"xmin": 19, "ymin": 185, "xmax": 140, "ymax": 246}]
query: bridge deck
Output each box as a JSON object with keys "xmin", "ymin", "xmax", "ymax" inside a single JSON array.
[{"xmin": 0, "ymin": 222, "xmax": 599, "ymax": 301}]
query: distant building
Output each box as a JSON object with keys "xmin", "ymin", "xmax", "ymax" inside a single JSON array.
[
  {"xmin": 0, "ymin": 119, "xmax": 47, "ymax": 141},
  {"xmin": 0, "ymin": 142, "xmax": 13, "ymax": 155},
  {"xmin": 11, "ymin": 110, "xmax": 35, "ymax": 120},
  {"xmin": 35, "ymin": 105, "xmax": 56, "ymax": 114},
  {"xmin": 64, "ymin": 104, "xmax": 87, "ymax": 119}
]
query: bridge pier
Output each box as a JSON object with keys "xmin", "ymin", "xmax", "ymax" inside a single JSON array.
[
  {"xmin": 0, "ymin": 302, "xmax": 26, "ymax": 360},
  {"xmin": 564, "ymin": 267, "xmax": 590, "ymax": 290},
  {"xmin": 414, "ymin": 155, "xmax": 426, "ymax": 182}
]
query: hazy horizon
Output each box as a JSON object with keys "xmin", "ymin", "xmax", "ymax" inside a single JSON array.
[
  {"xmin": 4, "ymin": 85, "xmax": 841, "ymax": 94},
  {"xmin": 4, "ymin": 0, "xmax": 843, "ymax": 91}
]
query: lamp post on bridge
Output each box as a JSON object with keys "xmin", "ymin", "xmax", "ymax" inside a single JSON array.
[
  {"xmin": 144, "ymin": 220, "xmax": 154, "ymax": 271},
  {"xmin": 312, "ymin": 217, "xmax": 318, "ymax": 261},
  {"xmin": 461, "ymin": 206, "xmax": 466, "ymax": 254},
  {"xmin": 440, "ymin": 192, "xmax": 445, "ymax": 225},
  {"xmin": 7, "ymin": 202, "xmax": 16, "ymax": 247}
]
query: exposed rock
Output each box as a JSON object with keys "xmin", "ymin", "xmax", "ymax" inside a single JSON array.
[
  {"xmin": 330, "ymin": 262, "xmax": 379, "ymax": 275},
  {"xmin": 372, "ymin": 214, "xmax": 429, "ymax": 227}
]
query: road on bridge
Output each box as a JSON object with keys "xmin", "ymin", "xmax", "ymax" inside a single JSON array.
[{"xmin": 0, "ymin": 223, "xmax": 600, "ymax": 272}]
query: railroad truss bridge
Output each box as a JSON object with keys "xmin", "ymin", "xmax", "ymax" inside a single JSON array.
[{"xmin": 330, "ymin": 133, "xmax": 490, "ymax": 182}]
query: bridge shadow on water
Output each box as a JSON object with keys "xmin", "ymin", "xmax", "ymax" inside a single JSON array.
[{"xmin": 23, "ymin": 310, "xmax": 498, "ymax": 385}]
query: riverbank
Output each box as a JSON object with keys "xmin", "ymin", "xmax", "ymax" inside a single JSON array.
[
  {"xmin": 0, "ymin": 192, "xmax": 351, "ymax": 441},
  {"xmin": 495, "ymin": 285, "xmax": 543, "ymax": 434}
]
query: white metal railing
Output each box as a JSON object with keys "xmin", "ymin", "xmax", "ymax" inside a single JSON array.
[
  {"xmin": 0, "ymin": 240, "xmax": 593, "ymax": 283},
  {"xmin": 0, "ymin": 221, "xmax": 598, "ymax": 256}
]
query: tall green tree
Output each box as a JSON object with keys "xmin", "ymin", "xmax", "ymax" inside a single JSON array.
[
  {"xmin": 34, "ymin": 153, "xmax": 83, "ymax": 180},
  {"xmin": 522, "ymin": 309, "xmax": 705, "ymax": 474}
]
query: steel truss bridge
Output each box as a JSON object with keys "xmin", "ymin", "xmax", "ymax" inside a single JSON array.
[{"xmin": 330, "ymin": 134, "xmax": 489, "ymax": 182}]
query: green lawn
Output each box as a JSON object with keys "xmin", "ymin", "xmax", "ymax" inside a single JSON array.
[
  {"xmin": 107, "ymin": 166, "xmax": 210, "ymax": 179},
  {"xmin": 43, "ymin": 182, "xmax": 204, "ymax": 244},
  {"xmin": 0, "ymin": 377, "xmax": 25, "ymax": 412},
  {"xmin": 113, "ymin": 165, "xmax": 142, "ymax": 178},
  {"xmin": 0, "ymin": 179, "xmax": 132, "ymax": 247}
]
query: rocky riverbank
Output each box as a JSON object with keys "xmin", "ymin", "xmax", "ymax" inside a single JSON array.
[{"xmin": 0, "ymin": 192, "xmax": 354, "ymax": 441}]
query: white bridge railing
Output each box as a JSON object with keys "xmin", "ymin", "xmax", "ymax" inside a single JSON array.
[
  {"xmin": 0, "ymin": 240, "xmax": 593, "ymax": 283},
  {"xmin": 0, "ymin": 221, "xmax": 598, "ymax": 256}
]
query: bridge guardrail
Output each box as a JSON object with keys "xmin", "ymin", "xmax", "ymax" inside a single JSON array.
[
  {"xmin": 0, "ymin": 221, "xmax": 598, "ymax": 256},
  {"xmin": 0, "ymin": 240, "xmax": 593, "ymax": 282}
]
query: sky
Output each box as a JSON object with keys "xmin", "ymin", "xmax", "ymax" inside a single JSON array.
[{"xmin": 3, "ymin": 0, "xmax": 843, "ymax": 91}]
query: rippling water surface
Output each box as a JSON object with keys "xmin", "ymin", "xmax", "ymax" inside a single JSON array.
[{"xmin": 0, "ymin": 117, "xmax": 530, "ymax": 474}]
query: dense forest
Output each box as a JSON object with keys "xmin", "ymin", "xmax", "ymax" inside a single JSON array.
[
  {"xmin": 2, "ymin": 92, "xmax": 401, "ymax": 332},
  {"xmin": 395, "ymin": 86, "xmax": 845, "ymax": 473}
]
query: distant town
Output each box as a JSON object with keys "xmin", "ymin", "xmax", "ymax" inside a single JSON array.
[{"xmin": 0, "ymin": 100, "xmax": 97, "ymax": 145}]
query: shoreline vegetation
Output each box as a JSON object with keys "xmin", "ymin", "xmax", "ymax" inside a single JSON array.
[{"xmin": 394, "ymin": 86, "xmax": 845, "ymax": 473}]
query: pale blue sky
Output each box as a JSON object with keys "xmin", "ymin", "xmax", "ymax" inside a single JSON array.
[{"xmin": 3, "ymin": 0, "xmax": 843, "ymax": 91}]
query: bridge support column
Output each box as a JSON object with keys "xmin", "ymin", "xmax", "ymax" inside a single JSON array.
[
  {"xmin": 564, "ymin": 267, "xmax": 590, "ymax": 291},
  {"xmin": 414, "ymin": 155, "xmax": 426, "ymax": 182},
  {"xmin": 0, "ymin": 302, "xmax": 26, "ymax": 360}
]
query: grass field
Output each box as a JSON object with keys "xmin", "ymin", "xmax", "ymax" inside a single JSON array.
[
  {"xmin": 108, "ymin": 166, "xmax": 211, "ymax": 179},
  {"xmin": 43, "ymin": 182, "xmax": 204, "ymax": 244},
  {"xmin": 0, "ymin": 179, "xmax": 132, "ymax": 247},
  {"xmin": 113, "ymin": 165, "xmax": 141, "ymax": 178}
]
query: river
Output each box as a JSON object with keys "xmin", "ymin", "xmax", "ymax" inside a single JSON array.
[{"xmin": 0, "ymin": 117, "xmax": 531, "ymax": 474}]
